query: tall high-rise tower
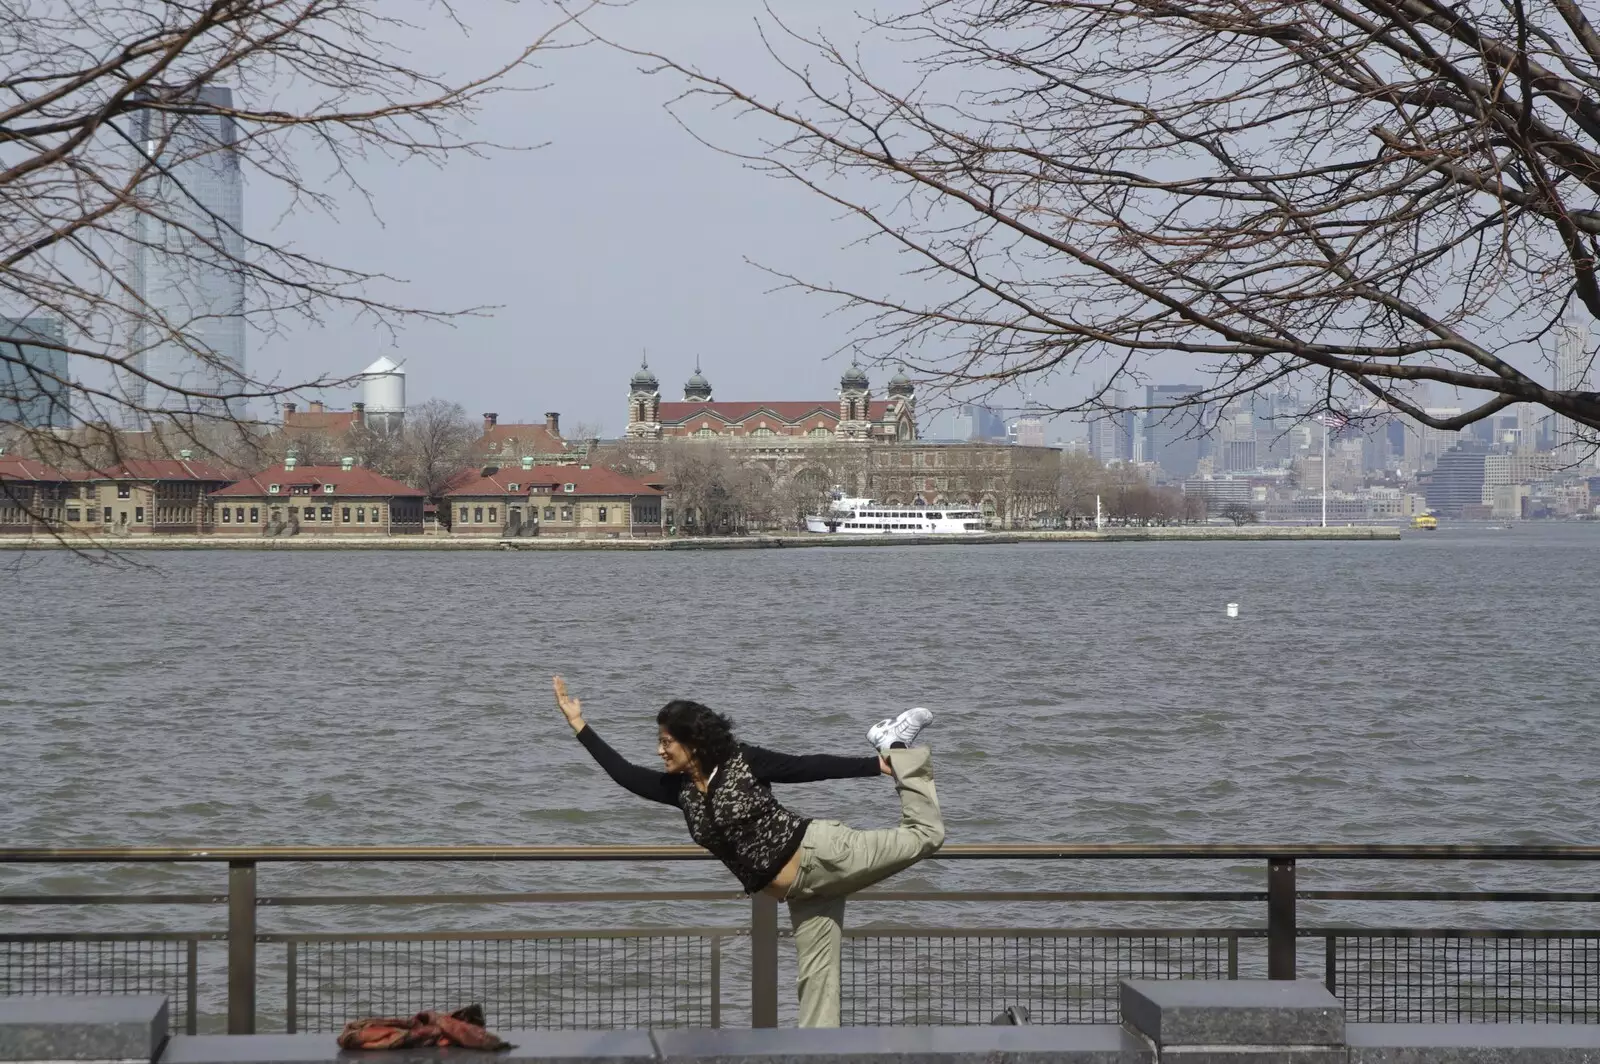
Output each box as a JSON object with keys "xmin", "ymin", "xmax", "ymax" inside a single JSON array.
[
  {"xmin": 1553, "ymin": 314, "xmax": 1594, "ymax": 466},
  {"xmin": 126, "ymin": 86, "xmax": 245, "ymax": 418}
]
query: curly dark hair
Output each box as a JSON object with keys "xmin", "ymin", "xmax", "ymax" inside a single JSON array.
[{"xmin": 657, "ymin": 700, "xmax": 739, "ymax": 772}]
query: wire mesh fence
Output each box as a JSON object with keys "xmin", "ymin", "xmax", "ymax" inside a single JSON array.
[
  {"xmin": 839, "ymin": 929, "xmax": 1242, "ymax": 1025},
  {"xmin": 0, "ymin": 934, "xmax": 206, "ymax": 1034},
  {"xmin": 1321, "ymin": 931, "xmax": 1600, "ymax": 1023},
  {"xmin": 277, "ymin": 931, "xmax": 730, "ymax": 1032}
]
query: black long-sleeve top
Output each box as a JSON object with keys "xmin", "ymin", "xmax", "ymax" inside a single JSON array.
[{"xmin": 575, "ymin": 724, "xmax": 880, "ymax": 892}]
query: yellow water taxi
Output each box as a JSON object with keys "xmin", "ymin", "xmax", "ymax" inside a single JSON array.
[{"xmin": 1410, "ymin": 514, "xmax": 1438, "ymax": 531}]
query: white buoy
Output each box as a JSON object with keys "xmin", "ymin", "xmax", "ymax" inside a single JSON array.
[{"xmin": 1226, "ymin": 603, "xmax": 1239, "ymax": 618}]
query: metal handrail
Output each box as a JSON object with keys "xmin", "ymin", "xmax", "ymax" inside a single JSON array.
[
  {"xmin": 4, "ymin": 843, "xmax": 1598, "ymax": 1034},
  {"xmin": 3, "ymin": 842, "xmax": 1600, "ymax": 862}
]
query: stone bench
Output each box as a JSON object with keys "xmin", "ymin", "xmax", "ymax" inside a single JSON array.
[{"xmin": 9, "ymin": 983, "xmax": 1600, "ymax": 1064}]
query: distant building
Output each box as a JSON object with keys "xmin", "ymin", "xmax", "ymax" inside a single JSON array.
[
  {"xmin": 1143, "ymin": 384, "xmax": 1206, "ymax": 478},
  {"xmin": 0, "ymin": 317, "xmax": 70, "ymax": 430},
  {"xmin": 58, "ymin": 457, "xmax": 235, "ymax": 535},
  {"xmin": 1553, "ymin": 315, "xmax": 1594, "ymax": 466},
  {"xmin": 1009, "ymin": 400, "xmax": 1047, "ymax": 448},
  {"xmin": 625, "ymin": 360, "xmax": 917, "ymax": 443},
  {"xmin": 950, "ymin": 404, "xmax": 1008, "ymax": 443},
  {"xmin": 126, "ymin": 86, "xmax": 246, "ymax": 417},
  {"xmin": 1087, "ymin": 393, "xmax": 1134, "ymax": 462},
  {"xmin": 1424, "ymin": 442, "xmax": 1490, "ymax": 517},
  {"xmin": 0, "ymin": 452, "xmax": 72, "ymax": 533},
  {"xmin": 211, "ymin": 457, "xmax": 425, "ymax": 534},
  {"xmin": 474, "ymin": 412, "xmax": 572, "ymax": 463},
  {"xmin": 445, "ymin": 460, "xmax": 664, "ymax": 537}
]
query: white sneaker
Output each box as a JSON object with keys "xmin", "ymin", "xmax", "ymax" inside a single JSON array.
[{"xmin": 868, "ymin": 707, "xmax": 933, "ymax": 753}]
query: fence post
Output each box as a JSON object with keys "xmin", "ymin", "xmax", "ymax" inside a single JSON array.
[
  {"xmin": 1267, "ymin": 857, "xmax": 1296, "ymax": 980},
  {"xmin": 750, "ymin": 893, "xmax": 779, "ymax": 1028},
  {"xmin": 228, "ymin": 860, "xmax": 257, "ymax": 1034}
]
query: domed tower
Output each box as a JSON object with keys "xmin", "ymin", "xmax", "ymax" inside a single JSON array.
[
  {"xmin": 627, "ymin": 356, "xmax": 662, "ymax": 439},
  {"xmin": 836, "ymin": 361, "xmax": 872, "ymax": 440},
  {"xmin": 683, "ymin": 358, "xmax": 713, "ymax": 402},
  {"xmin": 885, "ymin": 366, "xmax": 916, "ymax": 441}
]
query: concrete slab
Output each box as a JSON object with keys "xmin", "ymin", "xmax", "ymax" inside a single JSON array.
[
  {"xmin": 1120, "ymin": 982, "xmax": 1344, "ymax": 1047},
  {"xmin": 1347, "ymin": 1022, "xmax": 1600, "ymax": 1064},
  {"xmin": 652, "ymin": 1024, "xmax": 1149, "ymax": 1064},
  {"xmin": 159, "ymin": 1031, "xmax": 655, "ymax": 1064},
  {"xmin": 0, "ymin": 996, "xmax": 169, "ymax": 1062}
]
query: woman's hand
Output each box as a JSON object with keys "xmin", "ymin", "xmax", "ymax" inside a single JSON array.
[
  {"xmin": 553, "ymin": 675, "xmax": 586, "ymax": 734},
  {"xmin": 879, "ymin": 755, "xmax": 893, "ymax": 776}
]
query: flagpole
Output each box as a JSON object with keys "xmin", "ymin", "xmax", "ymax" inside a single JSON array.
[{"xmin": 1321, "ymin": 419, "xmax": 1328, "ymax": 528}]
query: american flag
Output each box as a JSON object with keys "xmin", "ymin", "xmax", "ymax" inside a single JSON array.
[{"xmin": 1314, "ymin": 411, "xmax": 1351, "ymax": 432}]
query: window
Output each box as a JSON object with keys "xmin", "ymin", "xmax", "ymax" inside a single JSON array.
[
  {"xmin": 303, "ymin": 506, "xmax": 315, "ymax": 521},
  {"xmin": 80, "ymin": 484, "xmax": 92, "ymax": 498},
  {"xmin": 250, "ymin": 508, "xmax": 259, "ymax": 523},
  {"xmin": 749, "ymin": 427, "xmax": 775, "ymax": 437},
  {"xmin": 222, "ymin": 508, "xmax": 232, "ymax": 523},
  {"xmin": 474, "ymin": 507, "xmax": 484, "ymax": 523},
  {"xmin": 66, "ymin": 508, "xmax": 80, "ymax": 522},
  {"xmin": 356, "ymin": 507, "xmax": 365, "ymax": 523},
  {"xmin": 102, "ymin": 507, "xmax": 111, "ymax": 521},
  {"xmin": 320, "ymin": 506, "xmax": 333, "ymax": 522},
  {"xmin": 507, "ymin": 483, "xmax": 519, "ymax": 491},
  {"xmin": 135, "ymin": 507, "xmax": 145, "ymax": 522},
  {"xmin": 342, "ymin": 507, "xmax": 351, "ymax": 522},
  {"xmin": 117, "ymin": 485, "xmax": 130, "ymax": 499},
  {"xmin": 807, "ymin": 427, "xmax": 830, "ymax": 438},
  {"xmin": 597, "ymin": 506, "xmax": 608, "ymax": 522},
  {"xmin": 563, "ymin": 483, "xmax": 575, "ymax": 493},
  {"xmin": 235, "ymin": 507, "xmax": 244, "ymax": 523},
  {"xmin": 488, "ymin": 507, "xmax": 497, "ymax": 522},
  {"xmin": 459, "ymin": 507, "xmax": 469, "ymax": 523},
  {"xmin": 693, "ymin": 427, "xmax": 715, "ymax": 438},
  {"xmin": 544, "ymin": 506, "xmax": 555, "ymax": 520},
  {"xmin": 560, "ymin": 506, "xmax": 572, "ymax": 521}
]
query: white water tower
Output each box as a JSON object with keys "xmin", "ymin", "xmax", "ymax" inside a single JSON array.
[{"xmin": 359, "ymin": 356, "xmax": 406, "ymax": 434}]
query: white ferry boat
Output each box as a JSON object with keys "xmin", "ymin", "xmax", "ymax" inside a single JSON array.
[{"xmin": 804, "ymin": 494, "xmax": 988, "ymax": 535}]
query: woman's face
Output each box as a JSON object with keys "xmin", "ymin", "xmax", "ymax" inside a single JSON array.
[{"xmin": 658, "ymin": 727, "xmax": 697, "ymax": 775}]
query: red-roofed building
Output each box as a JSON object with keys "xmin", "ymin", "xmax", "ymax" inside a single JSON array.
[
  {"xmin": 0, "ymin": 452, "xmax": 71, "ymax": 533},
  {"xmin": 623, "ymin": 359, "xmax": 917, "ymax": 443},
  {"xmin": 282, "ymin": 400, "xmax": 367, "ymax": 438},
  {"xmin": 472, "ymin": 412, "xmax": 573, "ymax": 464},
  {"xmin": 64, "ymin": 455, "xmax": 237, "ymax": 535},
  {"xmin": 211, "ymin": 458, "xmax": 425, "ymax": 535},
  {"xmin": 444, "ymin": 458, "xmax": 663, "ymax": 537}
]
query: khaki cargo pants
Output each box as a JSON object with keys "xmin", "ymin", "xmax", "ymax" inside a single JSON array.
[{"xmin": 783, "ymin": 746, "xmax": 945, "ymax": 1027}]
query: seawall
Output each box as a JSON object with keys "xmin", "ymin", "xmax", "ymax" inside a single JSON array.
[{"xmin": 0, "ymin": 526, "xmax": 1401, "ymax": 551}]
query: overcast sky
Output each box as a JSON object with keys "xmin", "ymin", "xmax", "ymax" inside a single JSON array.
[{"xmin": 247, "ymin": 1, "xmax": 1090, "ymax": 439}]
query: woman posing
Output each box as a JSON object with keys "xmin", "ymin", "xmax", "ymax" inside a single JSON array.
[{"xmin": 551, "ymin": 676, "xmax": 944, "ymax": 1027}]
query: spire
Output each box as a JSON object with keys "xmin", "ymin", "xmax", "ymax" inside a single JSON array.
[{"xmin": 684, "ymin": 355, "xmax": 713, "ymax": 401}]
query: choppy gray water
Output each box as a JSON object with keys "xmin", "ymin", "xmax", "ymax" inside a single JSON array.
[{"xmin": 2, "ymin": 527, "xmax": 1598, "ymax": 987}]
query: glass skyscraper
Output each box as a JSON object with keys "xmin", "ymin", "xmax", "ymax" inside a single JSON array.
[
  {"xmin": 126, "ymin": 86, "xmax": 245, "ymax": 417},
  {"xmin": 0, "ymin": 316, "xmax": 70, "ymax": 430}
]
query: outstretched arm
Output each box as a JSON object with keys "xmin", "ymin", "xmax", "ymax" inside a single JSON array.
[
  {"xmin": 554, "ymin": 676, "xmax": 682, "ymax": 806},
  {"xmin": 744, "ymin": 744, "xmax": 889, "ymax": 784}
]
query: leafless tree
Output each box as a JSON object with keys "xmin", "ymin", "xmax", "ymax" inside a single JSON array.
[
  {"xmin": 1057, "ymin": 451, "xmax": 1108, "ymax": 527},
  {"xmin": 399, "ymin": 398, "xmax": 476, "ymax": 499},
  {"xmin": 627, "ymin": 0, "xmax": 1600, "ymax": 438},
  {"xmin": 1, "ymin": 0, "xmax": 582, "ymax": 533}
]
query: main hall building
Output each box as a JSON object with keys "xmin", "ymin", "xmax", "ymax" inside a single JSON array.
[{"xmin": 624, "ymin": 359, "xmax": 917, "ymax": 443}]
